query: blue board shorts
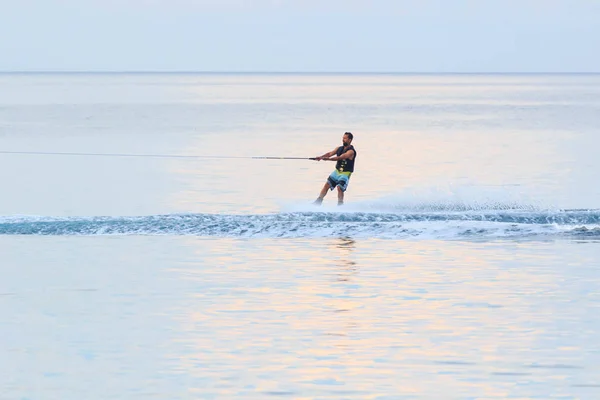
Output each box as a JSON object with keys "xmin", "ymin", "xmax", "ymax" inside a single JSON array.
[{"xmin": 327, "ymin": 169, "xmax": 352, "ymax": 192}]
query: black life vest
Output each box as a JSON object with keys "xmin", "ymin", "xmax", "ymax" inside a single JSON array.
[{"xmin": 335, "ymin": 145, "xmax": 356, "ymax": 172}]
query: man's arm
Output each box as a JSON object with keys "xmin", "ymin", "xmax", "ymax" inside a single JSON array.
[
  {"xmin": 327, "ymin": 149, "xmax": 354, "ymax": 162},
  {"xmin": 315, "ymin": 147, "xmax": 339, "ymax": 161}
]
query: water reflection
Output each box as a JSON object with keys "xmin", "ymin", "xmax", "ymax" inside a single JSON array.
[
  {"xmin": 165, "ymin": 237, "xmax": 600, "ymax": 398},
  {"xmin": 331, "ymin": 237, "xmax": 358, "ymax": 282}
]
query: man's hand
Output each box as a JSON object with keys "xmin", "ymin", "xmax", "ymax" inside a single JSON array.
[{"xmin": 314, "ymin": 156, "xmax": 322, "ymax": 161}]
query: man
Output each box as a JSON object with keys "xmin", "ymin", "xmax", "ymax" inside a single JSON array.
[{"xmin": 313, "ymin": 132, "xmax": 357, "ymax": 206}]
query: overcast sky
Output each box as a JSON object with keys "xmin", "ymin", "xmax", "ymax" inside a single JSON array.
[{"xmin": 1, "ymin": 0, "xmax": 599, "ymax": 72}]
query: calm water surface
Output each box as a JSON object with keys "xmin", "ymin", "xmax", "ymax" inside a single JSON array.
[{"xmin": 1, "ymin": 73, "xmax": 599, "ymax": 399}]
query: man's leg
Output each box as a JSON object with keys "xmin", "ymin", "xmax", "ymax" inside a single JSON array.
[
  {"xmin": 337, "ymin": 186, "xmax": 344, "ymax": 205},
  {"xmin": 314, "ymin": 182, "xmax": 331, "ymax": 205}
]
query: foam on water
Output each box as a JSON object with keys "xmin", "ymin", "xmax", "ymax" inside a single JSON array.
[{"xmin": 1, "ymin": 203, "xmax": 599, "ymax": 239}]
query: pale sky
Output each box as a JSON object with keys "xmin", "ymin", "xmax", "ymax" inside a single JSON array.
[{"xmin": 1, "ymin": 0, "xmax": 599, "ymax": 72}]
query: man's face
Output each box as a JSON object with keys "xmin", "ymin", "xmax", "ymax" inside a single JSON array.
[{"xmin": 342, "ymin": 134, "xmax": 351, "ymax": 146}]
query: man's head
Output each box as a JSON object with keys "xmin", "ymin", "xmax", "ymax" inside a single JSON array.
[{"xmin": 343, "ymin": 132, "xmax": 353, "ymax": 146}]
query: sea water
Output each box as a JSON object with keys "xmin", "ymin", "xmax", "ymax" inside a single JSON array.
[{"xmin": 1, "ymin": 72, "xmax": 600, "ymax": 399}]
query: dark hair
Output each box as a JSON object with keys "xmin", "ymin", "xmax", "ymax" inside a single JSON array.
[{"xmin": 344, "ymin": 131, "xmax": 353, "ymax": 140}]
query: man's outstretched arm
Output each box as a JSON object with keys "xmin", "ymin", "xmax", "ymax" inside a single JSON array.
[
  {"xmin": 327, "ymin": 149, "xmax": 354, "ymax": 162},
  {"xmin": 314, "ymin": 147, "xmax": 339, "ymax": 161}
]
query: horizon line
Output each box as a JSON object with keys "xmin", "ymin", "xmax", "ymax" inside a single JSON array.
[{"xmin": 1, "ymin": 70, "xmax": 599, "ymax": 75}]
